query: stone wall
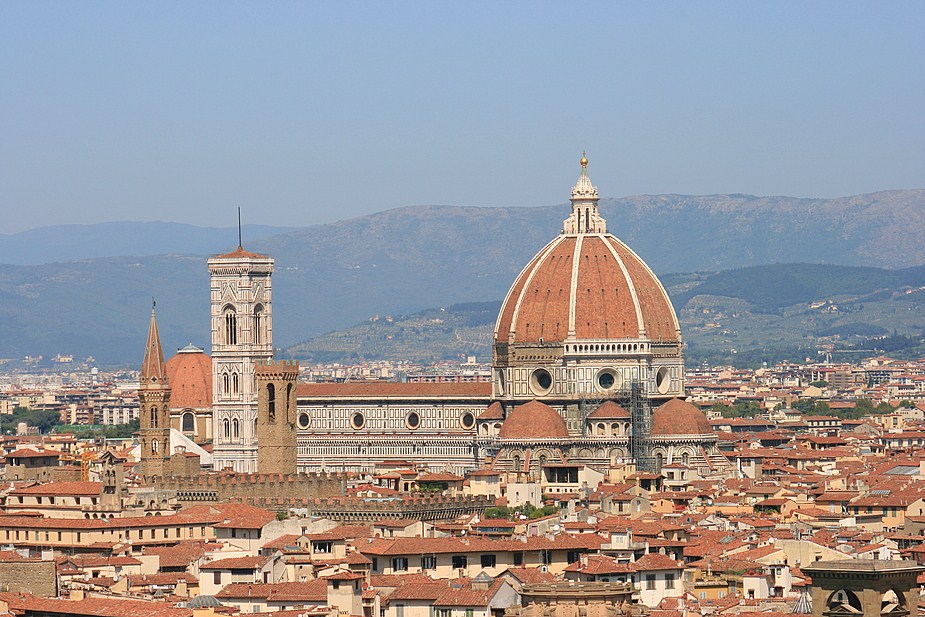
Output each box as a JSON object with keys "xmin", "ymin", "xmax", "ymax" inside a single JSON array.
[
  {"xmin": 305, "ymin": 494, "xmax": 493, "ymax": 522},
  {"xmin": 0, "ymin": 560, "xmax": 58, "ymax": 596},
  {"xmin": 149, "ymin": 471, "xmax": 342, "ymax": 505}
]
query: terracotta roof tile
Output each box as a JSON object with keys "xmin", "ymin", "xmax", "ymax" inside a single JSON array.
[
  {"xmin": 587, "ymin": 401, "xmax": 630, "ymax": 419},
  {"xmin": 651, "ymin": 399, "xmax": 712, "ymax": 436},
  {"xmin": 498, "ymin": 400, "xmax": 568, "ymax": 439}
]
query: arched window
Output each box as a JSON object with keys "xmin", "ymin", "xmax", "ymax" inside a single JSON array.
[
  {"xmin": 267, "ymin": 383, "xmax": 276, "ymax": 422},
  {"xmin": 182, "ymin": 412, "xmax": 194, "ymax": 433},
  {"xmin": 224, "ymin": 307, "xmax": 237, "ymax": 345},
  {"xmin": 512, "ymin": 454, "xmax": 521, "ymax": 472},
  {"xmin": 150, "ymin": 407, "xmax": 158, "ymax": 428},
  {"xmin": 232, "ymin": 372, "xmax": 239, "ymax": 396},
  {"xmin": 223, "ymin": 419, "xmax": 230, "ymax": 441},
  {"xmin": 232, "ymin": 418, "xmax": 240, "ymax": 440},
  {"xmin": 286, "ymin": 383, "xmax": 292, "ymax": 415},
  {"xmin": 254, "ymin": 305, "xmax": 264, "ymax": 345},
  {"xmin": 151, "ymin": 439, "xmax": 159, "ymax": 454},
  {"xmin": 682, "ymin": 451, "xmax": 690, "ymax": 466},
  {"xmin": 222, "ymin": 373, "xmax": 230, "ymax": 395}
]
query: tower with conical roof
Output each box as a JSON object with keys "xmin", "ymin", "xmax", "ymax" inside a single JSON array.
[
  {"xmin": 208, "ymin": 239, "xmax": 274, "ymax": 473},
  {"xmin": 139, "ymin": 305, "xmax": 172, "ymax": 478}
]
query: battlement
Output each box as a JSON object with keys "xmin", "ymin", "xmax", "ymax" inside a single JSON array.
[
  {"xmin": 256, "ymin": 359, "xmax": 300, "ymax": 377},
  {"xmin": 146, "ymin": 470, "xmax": 342, "ymax": 503},
  {"xmin": 304, "ymin": 494, "xmax": 493, "ymax": 522}
]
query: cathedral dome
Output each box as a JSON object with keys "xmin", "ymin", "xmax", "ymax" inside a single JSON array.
[
  {"xmin": 498, "ymin": 400, "xmax": 569, "ymax": 439},
  {"xmin": 651, "ymin": 398, "xmax": 712, "ymax": 436},
  {"xmin": 165, "ymin": 345, "xmax": 212, "ymax": 409},
  {"xmin": 494, "ymin": 159, "xmax": 679, "ymax": 348},
  {"xmin": 587, "ymin": 400, "xmax": 630, "ymax": 419},
  {"xmin": 495, "ymin": 235, "xmax": 679, "ymax": 344}
]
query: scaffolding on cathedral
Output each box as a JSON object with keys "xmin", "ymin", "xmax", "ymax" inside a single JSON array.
[{"xmin": 626, "ymin": 381, "xmax": 656, "ymax": 473}]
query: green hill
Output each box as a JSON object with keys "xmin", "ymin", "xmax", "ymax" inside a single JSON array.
[{"xmin": 284, "ymin": 263, "xmax": 925, "ymax": 367}]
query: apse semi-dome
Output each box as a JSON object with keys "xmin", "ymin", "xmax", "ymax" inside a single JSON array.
[
  {"xmin": 165, "ymin": 344, "xmax": 212, "ymax": 409},
  {"xmin": 491, "ymin": 156, "xmax": 685, "ymax": 402},
  {"xmin": 650, "ymin": 398, "xmax": 712, "ymax": 436},
  {"xmin": 498, "ymin": 400, "xmax": 570, "ymax": 440}
]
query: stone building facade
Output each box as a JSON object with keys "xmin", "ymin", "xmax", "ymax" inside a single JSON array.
[
  {"xmin": 150, "ymin": 157, "xmax": 724, "ymax": 478},
  {"xmin": 208, "ymin": 246, "xmax": 274, "ymax": 473},
  {"xmin": 255, "ymin": 360, "xmax": 299, "ymax": 475}
]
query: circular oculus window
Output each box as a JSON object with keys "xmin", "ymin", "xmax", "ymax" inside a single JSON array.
[
  {"xmin": 297, "ymin": 412, "xmax": 311, "ymax": 429},
  {"xmin": 529, "ymin": 368, "xmax": 553, "ymax": 395},
  {"xmin": 350, "ymin": 412, "xmax": 365, "ymax": 430},
  {"xmin": 596, "ymin": 368, "xmax": 621, "ymax": 391},
  {"xmin": 406, "ymin": 411, "xmax": 421, "ymax": 429},
  {"xmin": 461, "ymin": 412, "xmax": 476, "ymax": 430},
  {"xmin": 656, "ymin": 367, "xmax": 671, "ymax": 394}
]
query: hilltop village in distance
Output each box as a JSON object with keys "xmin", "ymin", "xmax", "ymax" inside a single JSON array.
[{"xmin": 2, "ymin": 160, "xmax": 925, "ymax": 617}]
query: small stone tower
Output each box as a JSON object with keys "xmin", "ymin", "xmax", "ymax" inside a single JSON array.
[
  {"xmin": 139, "ymin": 306, "xmax": 172, "ymax": 478},
  {"xmin": 255, "ymin": 359, "xmax": 299, "ymax": 474}
]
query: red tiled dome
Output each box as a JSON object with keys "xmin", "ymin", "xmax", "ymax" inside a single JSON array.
[
  {"xmin": 494, "ymin": 234, "xmax": 679, "ymax": 345},
  {"xmin": 587, "ymin": 401, "xmax": 630, "ymax": 419},
  {"xmin": 498, "ymin": 400, "xmax": 569, "ymax": 439},
  {"xmin": 651, "ymin": 398, "xmax": 712, "ymax": 436},
  {"xmin": 166, "ymin": 347, "xmax": 212, "ymax": 409},
  {"xmin": 478, "ymin": 402, "xmax": 504, "ymax": 420}
]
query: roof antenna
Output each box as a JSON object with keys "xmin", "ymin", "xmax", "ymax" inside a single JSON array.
[{"xmin": 237, "ymin": 207, "xmax": 243, "ymax": 249}]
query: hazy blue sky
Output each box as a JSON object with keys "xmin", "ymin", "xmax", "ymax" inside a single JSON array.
[{"xmin": 2, "ymin": 2, "xmax": 923, "ymax": 233}]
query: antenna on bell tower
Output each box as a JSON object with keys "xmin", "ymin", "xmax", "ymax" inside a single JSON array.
[{"xmin": 237, "ymin": 207, "xmax": 243, "ymax": 248}]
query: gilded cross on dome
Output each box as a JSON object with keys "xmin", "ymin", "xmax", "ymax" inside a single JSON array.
[{"xmin": 564, "ymin": 153, "xmax": 606, "ymax": 234}]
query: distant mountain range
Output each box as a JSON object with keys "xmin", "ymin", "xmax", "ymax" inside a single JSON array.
[
  {"xmin": 0, "ymin": 223, "xmax": 295, "ymax": 265},
  {"xmin": 287, "ymin": 263, "xmax": 925, "ymax": 367},
  {"xmin": 0, "ymin": 189, "xmax": 923, "ymax": 365}
]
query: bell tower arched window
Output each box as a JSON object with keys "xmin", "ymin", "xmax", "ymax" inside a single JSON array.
[
  {"xmin": 223, "ymin": 307, "xmax": 237, "ymax": 345},
  {"xmin": 150, "ymin": 407, "xmax": 158, "ymax": 428},
  {"xmin": 254, "ymin": 305, "xmax": 264, "ymax": 345},
  {"xmin": 267, "ymin": 383, "xmax": 276, "ymax": 422}
]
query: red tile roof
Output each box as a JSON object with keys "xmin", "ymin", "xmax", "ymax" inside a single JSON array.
[
  {"xmin": 494, "ymin": 235, "xmax": 679, "ymax": 343},
  {"xmin": 297, "ymin": 382, "xmax": 490, "ymax": 398},
  {"xmin": 587, "ymin": 401, "xmax": 630, "ymax": 419},
  {"xmin": 201, "ymin": 555, "xmax": 269, "ymax": 570},
  {"xmin": 498, "ymin": 400, "xmax": 569, "ymax": 439},
  {"xmin": 5, "ymin": 448, "xmax": 60, "ymax": 459},
  {"xmin": 10, "ymin": 481, "xmax": 101, "ymax": 496},
  {"xmin": 215, "ymin": 581, "xmax": 327, "ymax": 602},
  {"xmin": 0, "ymin": 592, "xmax": 193, "ymax": 617},
  {"xmin": 651, "ymin": 399, "xmax": 712, "ymax": 436},
  {"xmin": 165, "ymin": 350, "xmax": 212, "ymax": 409}
]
